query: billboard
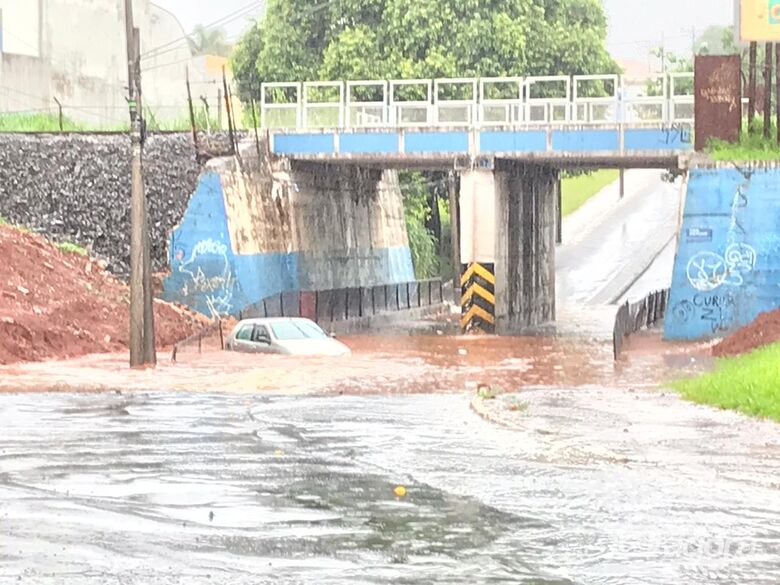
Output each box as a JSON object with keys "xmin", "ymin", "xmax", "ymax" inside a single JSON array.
[{"xmin": 738, "ymin": 0, "xmax": 780, "ymax": 42}]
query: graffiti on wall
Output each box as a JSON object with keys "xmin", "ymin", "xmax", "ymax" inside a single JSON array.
[
  {"xmin": 662, "ymin": 122, "xmax": 692, "ymax": 145},
  {"xmin": 686, "ymin": 243, "xmax": 757, "ymax": 291},
  {"xmin": 176, "ymin": 239, "xmax": 235, "ymax": 317},
  {"xmin": 671, "ymin": 291, "xmax": 737, "ymax": 334}
]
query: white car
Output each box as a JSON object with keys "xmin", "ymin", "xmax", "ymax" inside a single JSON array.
[{"xmin": 225, "ymin": 318, "xmax": 351, "ymax": 357}]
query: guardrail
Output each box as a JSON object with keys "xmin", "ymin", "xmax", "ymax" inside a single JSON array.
[
  {"xmin": 238, "ymin": 279, "xmax": 445, "ymax": 323},
  {"xmin": 613, "ymin": 289, "xmax": 669, "ymax": 360},
  {"xmin": 261, "ymin": 73, "xmax": 695, "ymax": 130}
]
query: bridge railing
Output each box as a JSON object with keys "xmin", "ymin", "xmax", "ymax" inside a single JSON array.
[{"xmin": 260, "ymin": 73, "xmax": 696, "ymax": 130}]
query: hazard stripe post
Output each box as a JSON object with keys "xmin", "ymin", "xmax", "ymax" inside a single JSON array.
[{"xmin": 460, "ymin": 262, "xmax": 496, "ymax": 333}]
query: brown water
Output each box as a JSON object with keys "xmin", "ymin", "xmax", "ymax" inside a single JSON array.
[{"xmin": 0, "ymin": 331, "xmax": 711, "ymax": 395}]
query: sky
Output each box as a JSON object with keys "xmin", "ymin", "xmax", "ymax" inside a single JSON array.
[{"xmin": 153, "ymin": 0, "xmax": 737, "ymax": 62}]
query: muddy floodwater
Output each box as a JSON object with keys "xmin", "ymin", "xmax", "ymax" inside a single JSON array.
[{"xmin": 1, "ymin": 388, "xmax": 778, "ymax": 584}]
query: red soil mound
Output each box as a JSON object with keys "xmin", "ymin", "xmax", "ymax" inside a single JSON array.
[
  {"xmin": 0, "ymin": 224, "xmax": 206, "ymax": 365},
  {"xmin": 712, "ymin": 308, "xmax": 780, "ymax": 357}
]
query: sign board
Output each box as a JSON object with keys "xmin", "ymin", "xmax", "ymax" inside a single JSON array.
[
  {"xmin": 694, "ymin": 55, "xmax": 742, "ymax": 151},
  {"xmin": 686, "ymin": 227, "xmax": 713, "ymax": 243},
  {"xmin": 737, "ymin": 0, "xmax": 780, "ymax": 42}
]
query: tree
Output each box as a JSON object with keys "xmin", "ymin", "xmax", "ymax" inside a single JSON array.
[
  {"xmin": 694, "ymin": 25, "xmax": 739, "ymax": 56},
  {"xmin": 232, "ymin": 0, "xmax": 617, "ymax": 99},
  {"xmin": 188, "ymin": 25, "xmax": 231, "ymax": 57}
]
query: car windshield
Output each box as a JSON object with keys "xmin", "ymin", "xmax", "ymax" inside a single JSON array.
[{"xmin": 270, "ymin": 320, "xmax": 328, "ymax": 341}]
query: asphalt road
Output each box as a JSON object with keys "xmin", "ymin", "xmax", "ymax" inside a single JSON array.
[
  {"xmin": 557, "ymin": 171, "xmax": 680, "ymax": 306},
  {"xmin": 1, "ymin": 391, "xmax": 778, "ymax": 584}
]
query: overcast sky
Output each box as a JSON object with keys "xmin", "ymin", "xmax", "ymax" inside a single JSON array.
[{"xmin": 153, "ymin": 0, "xmax": 737, "ymax": 61}]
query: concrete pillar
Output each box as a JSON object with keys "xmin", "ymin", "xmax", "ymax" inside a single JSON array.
[
  {"xmin": 459, "ymin": 161, "xmax": 557, "ymax": 334},
  {"xmin": 459, "ymin": 169, "xmax": 498, "ymax": 333}
]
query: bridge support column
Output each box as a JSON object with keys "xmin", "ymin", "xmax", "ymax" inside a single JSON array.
[{"xmin": 459, "ymin": 162, "xmax": 557, "ymax": 334}]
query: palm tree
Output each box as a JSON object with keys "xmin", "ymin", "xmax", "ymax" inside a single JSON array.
[{"xmin": 188, "ymin": 25, "xmax": 231, "ymax": 57}]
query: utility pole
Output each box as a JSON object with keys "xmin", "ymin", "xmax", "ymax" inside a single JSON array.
[
  {"xmin": 125, "ymin": 0, "xmax": 156, "ymax": 367},
  {"xmin": 775, "ymin": 43, "xmax": 780, "ymax": 144},
  {"xmin": 765, "ymin": 42, "xmax": 773, "ymax": 140},
  {"xmin": 749, "ymin": 42, "xmax": 757, "ymax": 132}
]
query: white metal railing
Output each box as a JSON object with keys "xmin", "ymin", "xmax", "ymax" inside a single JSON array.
[{"xmin": 260, "ymin": 74, "xmax": 696, "ymax": 130}]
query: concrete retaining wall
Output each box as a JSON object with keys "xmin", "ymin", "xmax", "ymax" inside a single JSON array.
[
  {"xmin": 163, "ymin": 145, "xmax": 415, "ymax": 317},
  {"xmin": 665, "ymin": 165, "xmax": 780, "ymax": 340}
]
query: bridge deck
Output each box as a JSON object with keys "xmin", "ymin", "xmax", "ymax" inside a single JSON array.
[
  {"xmin": 268, "ymin": 124, "xmax": 692, "ymax": 169},
  {"xmin": 262, "ymin": 75, "xmax": 695, "ymax": 167}
]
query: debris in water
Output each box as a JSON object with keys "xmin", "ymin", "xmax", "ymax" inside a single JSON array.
[{"xmin": 393, "ymin": 485, "xmax": 407, "ymax": 498}]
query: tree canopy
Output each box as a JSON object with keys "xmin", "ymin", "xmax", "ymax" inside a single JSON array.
[
  {"xmin": 188, "ymin": 25, "xmax": 231, "ymax": 57},
  {"xmin": 231, "ymin": 0, "xmax": 617, "ymax": 99}
]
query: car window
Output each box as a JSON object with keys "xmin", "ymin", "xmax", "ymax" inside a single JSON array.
[
  {"xmin": 270, "ymin": 320, "xmax": 327, "ymax": 341},
  {"xmin": 236, "ymin": 325, "xmax": 254, "ymax": 341},
  {"xmin": 296, "ymin": 320, "xmax": 328, "ymax": 339},
  {"xmin": 252, "ymin": 325, "xmax": 270, "ymax": 343}
]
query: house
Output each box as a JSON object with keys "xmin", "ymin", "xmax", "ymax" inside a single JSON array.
[{"xmin": 0, "ymin": 0, "xmax": 227, "ymax": 126}]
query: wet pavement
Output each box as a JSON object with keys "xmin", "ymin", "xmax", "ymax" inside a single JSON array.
[
  {"xmin": 0, "ymin": 391, "xmax": 778, "ymax": 584},
  {"xmin": 557, "ymin": 171, "xmax": 681, "ymax": 307}
]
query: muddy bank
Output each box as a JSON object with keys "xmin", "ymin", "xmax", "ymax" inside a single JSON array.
[
  {"xmin": 713, "ymin": 308, "xmax": 780, "ymax": 357},
  {"xmin": 0, "ymin": 224, "xmax": 206, "ymax": 364}
]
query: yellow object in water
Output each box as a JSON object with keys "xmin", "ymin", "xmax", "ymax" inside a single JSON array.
[
  {"xmin": 394, "ymin": 485, "xmax": 407, "ymax": 497},
  {"xmin": 274, "ymin": 449, "xmax": 284, "ymax": 456}
]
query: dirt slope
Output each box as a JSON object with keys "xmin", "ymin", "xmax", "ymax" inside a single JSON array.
[
  {"xmin": 0, "ymin": 224, "xmax": 205, "ymax": 365},
  {"xmin": 712, "ymin": 308, "xmax": 780, "ymax": 357}
]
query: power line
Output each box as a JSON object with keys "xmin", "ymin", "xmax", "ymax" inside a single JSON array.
[
  {"xmin": 140, "ymin": 0, "xmax": 264, "ymax": 61},
  {"xmin": 140, "ymin": 0, "xmax": 335, "ymax": 67},
  {"xmin": 2, "ymin": 28, "xmax": 40, "ymax": 54}
]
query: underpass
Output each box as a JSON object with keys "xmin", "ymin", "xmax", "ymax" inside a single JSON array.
[{"xmin": 260, "ymin": 74, "xmax": 693, "ymax": 334}]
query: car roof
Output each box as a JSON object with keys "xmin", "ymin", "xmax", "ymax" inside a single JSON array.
[{"xmin": 235, "ymin": 317, "xmax": 317, "ymax": 326}]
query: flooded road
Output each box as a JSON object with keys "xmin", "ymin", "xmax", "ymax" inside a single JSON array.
[{"xmin": 1, "ymin": 391, "xmax": 778, "ymax": 584}]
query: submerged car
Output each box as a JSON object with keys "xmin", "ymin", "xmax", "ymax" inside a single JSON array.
[{"xmin": 225, "ymin": 318, "xmax": 351, "ymax": 357}]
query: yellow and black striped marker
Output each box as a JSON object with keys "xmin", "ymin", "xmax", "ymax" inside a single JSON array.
[{"xmin": 460, "ymin": 262, "xmax": 496, "ymax": 333}]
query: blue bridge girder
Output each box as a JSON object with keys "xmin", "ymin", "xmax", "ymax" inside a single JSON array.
[{"xmin": 261, "ymin": 74, "xmax": 700, "ymax": 168}]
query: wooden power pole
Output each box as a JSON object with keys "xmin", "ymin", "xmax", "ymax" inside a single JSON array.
[
  {"xmin": 749, "ymin": 42, "xmax": 757, "ymax": 131},
  {"xmin": 776, "ymin": 43, "xmax": 780, "ymax": 144},
  {"xmin": 125, "ymin": 0, "xmax": 156, "ymax": 367},
  {"xmin": 765, "ymin": 42, "xmax": 773, "ymax": 140}
]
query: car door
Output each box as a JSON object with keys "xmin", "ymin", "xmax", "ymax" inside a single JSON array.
[
  {"xmin": 232, "ymin": 324, "xmax": 256, "ymax": 352},
  {"xmin": 248, "ymin": 325, "xmax": 276, "ymax": 354}
]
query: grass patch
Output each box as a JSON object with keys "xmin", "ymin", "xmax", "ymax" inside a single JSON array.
[
  {"xmin": 561, "ymin": 169, "xmax": 619, "ymax": 217},
  {"xmin": 0, "ymin": 113, "xmax": 86, "ymax": 132},
  {"xmin": 708, "ymin": 120, "xmax": 780, "ymax": 161},
  {"xmin": 57, "ymin": 241, "xmax": 88, "ymax": 256},
  {"xmin": 671, "ymin": 343, "xmax": 780, "ymax": 422}
]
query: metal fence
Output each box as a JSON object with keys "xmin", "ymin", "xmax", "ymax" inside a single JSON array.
[
  {"xmin": 171, "ymin": 318, "xmax": 225, "ymax": 362},
  {"xmin": 238, "ymin": 279, "xmax": 445, "ymax": 323},
  {"xmin": 613, "ymin": 289, "xmax": 669, "ymax": 360},
  {"xmin": 261, "ymin": 73, "xmax": 695, "ymax": 130}
]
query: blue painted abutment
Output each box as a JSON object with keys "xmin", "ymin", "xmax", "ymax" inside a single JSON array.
[{"xmin": 665, "ymin": 166, "xmax": 780, "ymax": 340}]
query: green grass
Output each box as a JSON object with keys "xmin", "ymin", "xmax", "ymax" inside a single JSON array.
[
  {"xmin": 57, "ymin": 241, "xmax": 88, "ymax": 256},
  {"xmin": 560, "ymin": 169, "xmax": 619, "ymax": 217},
  {"xmin": 708, "ymin": 119, "xmax": 780, "ymax": 161},
  {"xmin": 0, "ymin": 113, "xmax": 86, "ymax": 132},
  {"xmin": 671, "ymin": 343, "xmax": 780, "ymax": 422}
]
